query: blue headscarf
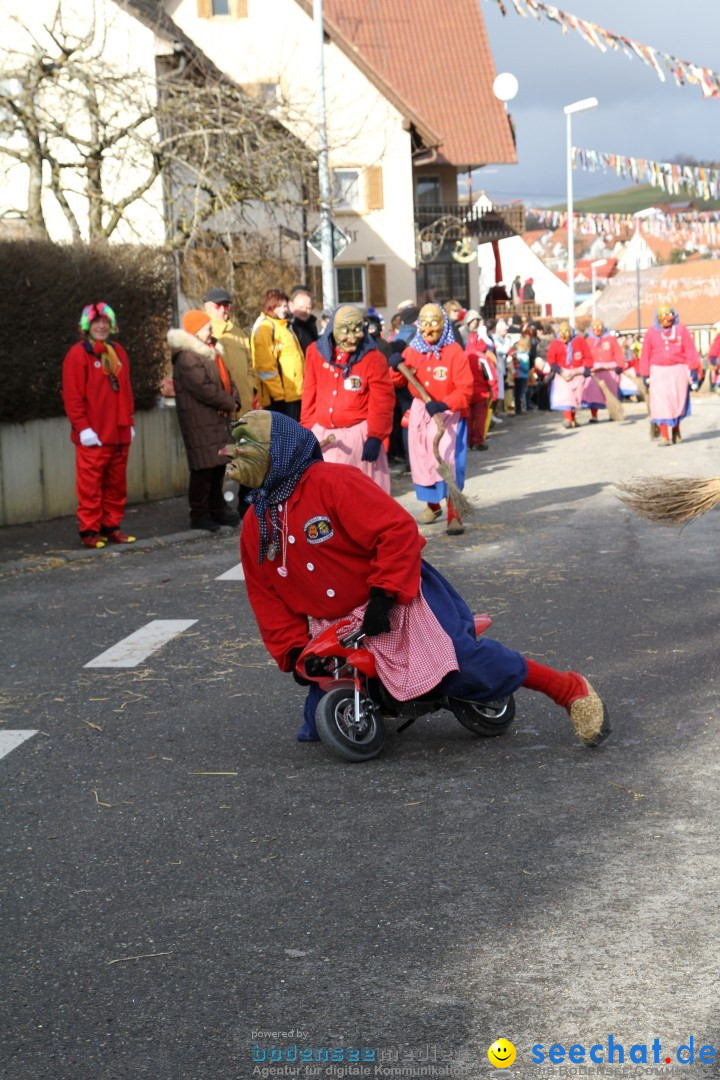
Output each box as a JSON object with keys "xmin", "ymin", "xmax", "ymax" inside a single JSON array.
[
  {"xmin": 315, "ymin": 305, "xmax": 377, "ymax": 377},
  {"xmin": 248, "ymin": 412, "xmax": 323, "ymax": 563},
  {"xmin": 408, "ymin": 312, "xmax": 456, "ymax": 358}
]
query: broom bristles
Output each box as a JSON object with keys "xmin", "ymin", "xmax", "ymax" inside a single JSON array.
[
  {"xmin": 617, "ymin": 476, "xmax": 720, "ymax": 526},
  {"xmin": 697, "ymin": 368, "xmax": 714, "ymax": 396},
  {"xmin": 436, "ymin": 461, "xmax": 474, "ymax": 516},
  {"xmin": 593, "ymin": 376, "xmax": 624, "ymax": 422}
]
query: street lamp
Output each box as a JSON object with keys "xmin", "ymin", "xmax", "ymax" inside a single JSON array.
[
  {"xmin": 591, "ymin": 258, "xmax": 608, "ymax": 321},
  {"xmin": 564, "ymin": 97, "xmax": 598, "ymax": 328}
]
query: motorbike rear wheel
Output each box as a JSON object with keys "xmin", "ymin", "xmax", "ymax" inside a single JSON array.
[
  {"xmin": 451, "ymin": 694, "xmax": 516, "ymax": 736},
  {"xmin": 315, "ymin": 687, "xmax": 386, "ymax": 762}
]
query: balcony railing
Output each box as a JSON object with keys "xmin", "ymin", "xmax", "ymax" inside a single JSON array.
[{"xmin": 414, "ymin": 202, "xmax": 525, "ymax": 242}]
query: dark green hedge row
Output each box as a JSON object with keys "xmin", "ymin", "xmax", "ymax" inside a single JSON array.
[{"xmin": 0, "ymin": 241, "xmax": 174, "ymax": 424}]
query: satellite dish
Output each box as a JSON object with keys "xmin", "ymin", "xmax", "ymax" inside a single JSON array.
[{"xmin": 493, "ymin": 72, "xmax": 519, "ymax": 103}]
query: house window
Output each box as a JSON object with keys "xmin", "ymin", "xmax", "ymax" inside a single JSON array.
[
  {"xmin": 416, "ymin": 176, "xmax": 442, "ymax": 207},
  {"xmin": 212, "ymin": 0, "xmax": 230, "ymax": 12},
  {"xmin": 333, "ymin": 169, "xmax": 362, "ymax": 212},
  {"xmin": 336, "ymin": 265, "xmax": 365, "ymax": 305}
]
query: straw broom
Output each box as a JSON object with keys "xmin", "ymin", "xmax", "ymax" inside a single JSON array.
[
  {"xmin": 397, "ymin": 362, "xmax": 474, "ymax": 516},
  {"xmin": 617, "ymin": 476, "xmax": 720, "ymax": 526},
  {"xmin": 697, "ymin": 367, "xmax": 714, "ymax": 396},
  {"xmin": 589, "ymin": 375, "xmax": 624, "ymax": 422}
]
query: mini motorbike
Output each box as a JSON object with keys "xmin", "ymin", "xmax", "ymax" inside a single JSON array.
[{"xmin": 295, "ymin": 614, "xmax": 516, "ymax": 762}]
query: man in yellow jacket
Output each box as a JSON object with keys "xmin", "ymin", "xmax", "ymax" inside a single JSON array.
[
  {"xmin": 251, "ymin": 289, "xmax": 305, "ymax": 420},
  {"xmin": 203, "ymin": 287, "xmax": 254, "ymax": 416}
]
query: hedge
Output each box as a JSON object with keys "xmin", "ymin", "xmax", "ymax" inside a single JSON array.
[{"xmin": 0, "ymin": 241, "xmax": 174, "ymax": 424}]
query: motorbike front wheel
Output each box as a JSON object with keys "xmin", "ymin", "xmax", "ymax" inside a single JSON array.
[
  {"xmin": 451, "ymin": 694, "xmax": 516, "ymax": 737},
  {"xmin": 315, "ymin": 687, "xmax": 386, "ymax": 762}
]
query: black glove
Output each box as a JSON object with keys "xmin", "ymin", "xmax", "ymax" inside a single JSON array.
[
  {"xmin": 583, "ymin": 367, "xmax": 592, "ymax": 377},
  {"xmin": 615, "ymin": 367, "xmax": 623, "ymax": 375},
  {"xmin": 361, "ymin": 436, "xmax": 382, "ymax": 462},
  {"xmin": 643, "ymin": 376, "xmax": 650, "ymax": 388},
  {"xmin": 361, "ymin": 587, "xmax": 394, "ymax": 636},
  {"xmin": 388, "ymin": 352, "xmax": 405, "ymax": 370},
  {"xmin": 288, "ymin": 645, "xmax": 327, "ymax": 686},
  {"xmin": 425, "ymin": 401, "xmax": 448, "ymax": 417},
  {"xmin": 551, "ymin": 363, "xmax": 561, "ymax": 375}
]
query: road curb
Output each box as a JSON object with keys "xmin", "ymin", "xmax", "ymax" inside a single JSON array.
[{"xmin": 0, "ymin": 526, "xmax": 238, "ymax": 578}]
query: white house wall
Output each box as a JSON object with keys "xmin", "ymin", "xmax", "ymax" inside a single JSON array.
[
  {"xmin": 0, "ymin": 0, "xmax": 165, "ymax": 244},
  {"xmin": 166, "ymin": 0, "xmax": 417, "ymax": 313},
  {"xmin": 477, "ymin": 234, "xmax": 570, "ymax": 318}
]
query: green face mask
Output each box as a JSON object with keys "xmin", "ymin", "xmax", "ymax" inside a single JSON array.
[
  {"xmin": 224, "ymin": 410, "xmax": 272, "ymax": 488},
  {"xmin": 332, "ymin": 305, "xmax": 365, "ymax": 352}
]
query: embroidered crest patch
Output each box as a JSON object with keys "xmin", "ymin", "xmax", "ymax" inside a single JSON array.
[
  {"xmin": 432, "ymin": 366, "xmax": 449, "ymax": 381},
  {"xmin": 304, "ymin": 515, "xmax": 334, "ymax": 544},
  {"xmin": 344, "ymin": 375, "xmax": 363, "ymax": 391}
]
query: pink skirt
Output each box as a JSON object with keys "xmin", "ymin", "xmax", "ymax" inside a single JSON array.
[
  {"xmin": 310, "ymin": 588, "xmax": 459, "ymax": 701},
  {"xmin": 649, "ymin": 364, "xmax": 691, "ymax": 426},
  {"xmin": 583, "ymin": 367, "xmax": 621, "ymax": 408},
  {"xmin": 550, "ymin": 370, "xmax": 585, "ymax": 411},
  {"xmin": 408, "ymin": 398, "xmax": 461, "ymax": 487},
  {"xmin": 311, "ymin": 420, "xmax": 390, "ymax": 494}
]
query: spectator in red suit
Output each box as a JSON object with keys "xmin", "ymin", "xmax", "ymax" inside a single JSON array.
[{"xmin": 61, "ymin": 302, "xmax": 136, "ymax": 549}]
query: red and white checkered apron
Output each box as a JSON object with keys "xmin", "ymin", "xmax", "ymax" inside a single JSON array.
[{"xmin": 310, "ymin": 588, "xmax": 459, "ymax": 701}]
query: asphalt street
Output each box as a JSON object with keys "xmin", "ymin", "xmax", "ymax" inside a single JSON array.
[{"xmin": 3, "ymin": 398, "xmax": 720, "ymax": 1080}]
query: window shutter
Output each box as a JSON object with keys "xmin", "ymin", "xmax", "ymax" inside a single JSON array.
[
  {"xmin": 364, "ymin": 166, "xmax": 384, "ymax": 211},
  {"xmin": 368, "ymin": 263, "xmax": 387, "ymax": 308},
  {"xmin": 233, "ymin": 0, "xmax": 248, "ymax": 15},
  {"xmin": 197, "ymin": 0, "xmax": 213, "ymax": 16}
]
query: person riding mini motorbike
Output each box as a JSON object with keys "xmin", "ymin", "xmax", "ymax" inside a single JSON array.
[{"xmin": 226, "ymin": 410, "xmax": 610, "ymax": 759}]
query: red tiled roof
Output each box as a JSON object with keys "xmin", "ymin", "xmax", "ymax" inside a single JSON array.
[
  {"xmin": 299, "ymin": 0, "xmax": 516, "ymax": 168},
  {"xmin": 597, "ymin": 260, "xmax": 720, "ymax": 331}
]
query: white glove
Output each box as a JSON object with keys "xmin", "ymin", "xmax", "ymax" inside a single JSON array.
[
  {"xmin": 79, "ymin": 427, "xmax": 102, "ymax": 447},
  {"xmin": 131, "ymin": 426, "xmax": 136, "ymax": 442}
]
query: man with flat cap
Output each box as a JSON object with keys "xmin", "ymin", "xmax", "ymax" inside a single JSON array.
[{"xmin": 204, "ymin": 287, "xmax": 254, "ymax": 416}]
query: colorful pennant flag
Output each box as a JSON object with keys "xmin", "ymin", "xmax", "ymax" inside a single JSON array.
[
  {"xmin": 484, "ymin": 0, "xmax": 720, "ymax": 99},
  {"xmin": 572, "ymin": 147, "xmax": 720, "ymax": 202}
]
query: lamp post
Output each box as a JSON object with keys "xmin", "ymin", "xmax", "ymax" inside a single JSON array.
[
  {"xmin": 564, "ymin": 97, "xmax": 598, "ymax": 328},
  {"xmin": 313, "ymin": 0, "xmax": 336, "ymax": 310},
  {"xmin": 590, "ymin": 258, "xmax": 608, "ymax": 321}
]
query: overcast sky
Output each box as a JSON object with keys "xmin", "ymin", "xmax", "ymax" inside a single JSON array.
[{"xmin": 476, "ymin": 0, "xmax": 720, "ymax": 205}]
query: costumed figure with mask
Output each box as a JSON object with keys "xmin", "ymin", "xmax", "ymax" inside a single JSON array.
[
  {"xmin": 547, "ymin": 322, "xmax": 594, "ymax": 429},
  {"xmin": 638, "ymin": 304, "xmax": 700, "ymax": 446},
  {"xmin": 300, "ymin": 305, "xmax": 395, "ymax": 492},
  {"xmin": 583, "ymin": 320, "xmax": 625, "ymax": 422},
  {"xmin": 392, "ymin": 305, "xmax": 473, "ymax": 535},
  {"xmin": 226, "ymin": 411, "xmax": 610, "ymax": 748}
]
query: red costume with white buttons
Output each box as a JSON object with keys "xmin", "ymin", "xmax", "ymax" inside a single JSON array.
[
  {"xmin": 301, "ymin": 343, "xmax": 394, "ymax": 435},
  {"xmin": 397, "ymin": 342, "xmax": 473, "ymax": 416},
  {"xmin": 241, "ymin": 461, "xmax": 425, "ymax": 671},
  {"xmin": 548, "ymin": 335, "xmax": 593, "ymax": 424}
]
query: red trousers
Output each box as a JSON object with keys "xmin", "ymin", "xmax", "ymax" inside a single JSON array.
[
  {"xmin": 468, "ymin": 398, "xmax": 489, "ymax": 447},
  {"xmin": 75, "ymin": 443, "xmax": 130, "ymax": 533}
]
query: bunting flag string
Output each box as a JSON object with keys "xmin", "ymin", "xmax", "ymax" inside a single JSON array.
[
  {"xmin": 526, "ymin": 207, "xmax": 720, "ymax": 247},
  {"xmin": 484, "ymin": 0, "xmax": 720, "ymax": 99},
  {"xmin": 572, "ymin": 147, "xmax": 720, "ymax": 202}
]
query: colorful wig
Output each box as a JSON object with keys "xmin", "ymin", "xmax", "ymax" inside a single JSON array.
[{"xmin": 79, "ymin": 302, "xmax": 118, "ymax": 334}]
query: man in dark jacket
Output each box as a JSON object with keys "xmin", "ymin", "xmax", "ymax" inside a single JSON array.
[{"xmin": 289, "ymin": 287, "xmax": 319, "ymax": 356}]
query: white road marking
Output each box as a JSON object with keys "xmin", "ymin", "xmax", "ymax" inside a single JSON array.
[
  {"xmin": 0, "ymin": 730, "xmax": 37, "ymax": 760},
  {"xmin": 216, "ymin": 563, "xmax": 245, "ymax": 581},
  {"xmin": 84, "ymin": 619, "xmax": 198, "ymax": 668}
]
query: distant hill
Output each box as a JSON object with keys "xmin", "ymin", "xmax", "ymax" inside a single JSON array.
[{"xmin": 549, "ymin": 184, "xmax": 720, "ymax": 214}]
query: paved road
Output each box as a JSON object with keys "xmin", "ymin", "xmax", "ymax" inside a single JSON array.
[{"xmin": 3, "ymin": 400, "xmax": 720, "ymax": 1079}]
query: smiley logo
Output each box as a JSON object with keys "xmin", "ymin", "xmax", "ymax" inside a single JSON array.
[{"xmin": 487, "ymin": 1039, "xmax": 516, "ymax": 1068}]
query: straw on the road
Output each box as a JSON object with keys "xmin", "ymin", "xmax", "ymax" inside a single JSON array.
[{"xmin": 617, "ymin": 476, "xmax": 720, "ymax": 526}]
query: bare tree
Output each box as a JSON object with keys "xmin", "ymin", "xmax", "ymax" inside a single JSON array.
[{"xmin": 0, "ymin": 2, "xmax": 315, "ymax": 247}]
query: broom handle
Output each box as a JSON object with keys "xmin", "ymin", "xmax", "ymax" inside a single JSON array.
[{"xmin": 397, "ymin": 362, "xmax": 446, "ymax": 438}]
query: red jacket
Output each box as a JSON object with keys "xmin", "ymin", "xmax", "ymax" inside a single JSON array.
[
  {"xmin": 638, "ymin": 324, "xmax": 701, "ymax": 376},
  {"xmin": 465, "ymin": 336, "xmax": 498, "ymax": 403},
  {"xmin": 395, "ymin": 342, "xmax": 473, "ymax": 417},
  {"xmin": 547, "ymin": 336, "xmax": 593, "ymax": 371},
  {"xmin": 62, "ymin": 339, "xmax": 134, "ymax": 444},
  {"xmin": 300, "ymin": 343, "xmax": 395, "ymax": 439},
  {"xmin": 241, "ymin": 463, "xmax": 425, "ymax": 671},
  {"xmin": 588, "ymin": 334, "xmax": 625, "ymax": 370},
  {"xmin": 708, "ymin": 332, "xmax": 720, "ymax": 364}
]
